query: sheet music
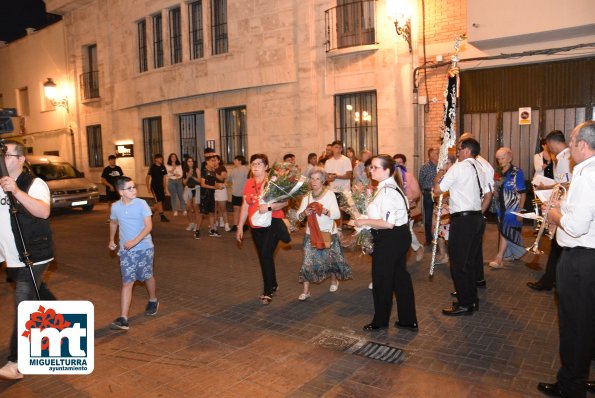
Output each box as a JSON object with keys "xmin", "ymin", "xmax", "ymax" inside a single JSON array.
[
  {"xmin": 534, "ymin": 189, "xmax": 553, "ymax": 203},
  {"xmin": 511, "ymin": 211, "xmax": 541, "ymax": 220},
  {"xmin": 532, "ymin": 174, "xmax": 555, "ymax": 186}
]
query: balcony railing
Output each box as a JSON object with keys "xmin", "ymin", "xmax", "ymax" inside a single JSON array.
[
  {"xmin": 80, "ymin": 71, "xmax": 100, "ymax": 100},
  {"xmin": 325, "ymin": 0, "xmax": 377, "ymax": 52}
]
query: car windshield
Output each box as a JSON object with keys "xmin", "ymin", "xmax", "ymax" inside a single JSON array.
[{"xmin": 31, "ymin": 163, "xmax": 80, "ymax": 181}]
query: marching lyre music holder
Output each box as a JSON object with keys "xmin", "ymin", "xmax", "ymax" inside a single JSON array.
[{"xmin": 429, "ymin": 33, "xmax": 467, "ymax": 280}]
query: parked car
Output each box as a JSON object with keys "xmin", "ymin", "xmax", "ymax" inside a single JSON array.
[{"xmin": 26, "ymin": 155, "xmax": 100, "ymax": 211}]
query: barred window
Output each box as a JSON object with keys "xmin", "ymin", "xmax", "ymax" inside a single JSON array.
[
  {"xmin": 86, "ymin": 125, "xmax": 104, "ymax": 168},
  {"xmin": 138, "ymin": 20, "xmax": 148, "ymax": 72},
  {"xmin": 188, "ymin": 1, "xmax": 204, "ymax": 59},
  {"xmin": 334, "ymin": 91, "xmax": 377, "ymax": 155},
  {"xmin": 211, "ymin": 0, "xmax": 228, "ymax": 55},
  {"xmin": 152, "ymin": 14, "xmax": 164, "ymax": 68},
  {"xmin": 143, "ymin": 117, "xmax": 163, "ymax": 166},
  {"xmin": 169, "ymin": 7, "xmax": 182, "ymax": 64},
  {"xmin": 219, "ymin": 106, "xmax": 246, "ymax": 163}
]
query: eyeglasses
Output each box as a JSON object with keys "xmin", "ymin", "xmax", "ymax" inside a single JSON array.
[
  {"xmin": 121, "ymin": 186, "xmax": 136, "ymax": 192},
  {"xmin": 3, "ymin": 154, "xmax": 21, "ymax": 158}
]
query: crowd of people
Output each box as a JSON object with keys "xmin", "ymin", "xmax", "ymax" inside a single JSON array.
[{"xmin": 1, "ymin": 121, "xmax": 594, "ymax": 396}]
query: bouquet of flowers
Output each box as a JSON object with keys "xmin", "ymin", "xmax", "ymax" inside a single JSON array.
[
  {"xmin": 251, "ymin": 162, "xmax": 309, "ymax": 227},
  {"xmin": 261, "ymin": 162, "xmax": 309, "ymax": 203},
  {"xmin": 339, "ymin": 185, "xmax": 376, "ymax": 254}
]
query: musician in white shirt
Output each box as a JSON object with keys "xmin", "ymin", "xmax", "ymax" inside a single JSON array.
[
  {"xmin": 354, "ymin": 155, "xmax": 418, "ymax": 331},
  {"xmin": 434, "ymin": 138, "xmax": 487, "ymax": 316},
  {"xmin": 538, "ymin": 121, "xmax": 595, "ymax": 398},
  {"xmin": 459, "ymin": 133, "xmax": 494, "ymax": 288},
  {"xmin": 527, "ymin": 130, "xmax": 573, "ymax": 292}
]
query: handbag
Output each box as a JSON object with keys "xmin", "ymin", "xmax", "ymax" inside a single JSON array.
[
  {"xmin": 251, "ymin": 210, "xmax": 272, "ymax": 228},
  {"xmin": 320, "ymin": 231, "xmax": 332, "ymax": 249}
]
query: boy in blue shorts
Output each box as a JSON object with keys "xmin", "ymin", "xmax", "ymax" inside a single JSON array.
[{"xmin": 108, "ymin": 177, "xmax": 159, "ymax": 330}]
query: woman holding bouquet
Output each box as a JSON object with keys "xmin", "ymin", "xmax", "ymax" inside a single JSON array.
[
  {"xmin": 353, "ymin": 155, "xmax": 418, "ymax": 331},
  {"xmin": 236, "ymin": 154, "xmax": 289, "ymax": 305},
  {"xmin": 296, "ymin": 167, "xmax": 351, "ymax": 301}
]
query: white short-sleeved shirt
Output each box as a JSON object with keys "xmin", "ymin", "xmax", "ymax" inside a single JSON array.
[
  {"xmin": 365, "ymin": 178, "xmax": 409, "ymax": 227},
  {"xmin": 439, "ymin": 158, "xmax": 485, "ymax": 213},
  {"xmin": 554, "ymin": 147, "xmax": 572, "ymax": 183},
  {"xmin": 325, "ymin": 155, "xmax": 353, "ymax": 192},
  {"xmin": 556, "ymin": 156, "xmax": 595, "ymax": 248},
  {"xmin": 0, "ymin": 177, "xmax": 52, "ymax": 268}
]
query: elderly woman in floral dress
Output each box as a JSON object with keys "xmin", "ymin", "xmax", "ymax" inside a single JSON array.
[
  {"xmin": 296, "ymin": 167, "xmax": 352, "ymax": 301},
  {"xmin": 489, "ymin": 147, "xmax": 527, "ymax": 268}
]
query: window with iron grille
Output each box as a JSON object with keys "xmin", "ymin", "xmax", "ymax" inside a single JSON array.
[
  {"xmin": 138, "ymin": 20, "xmax": 148, "ymax": 72},
  {"xmin": 86, "ymin": 125, "xmax": 103, "ymax": 168},
  {"xmin": 211, "ymin": 0, "xmax": 228, "ymax": 55},
  {"xmin": 143, "ymin": 117, "xmax": 163, "ymax": 166},
  {"xmin": 80, "ymin": 44, "xmax": 99, "ymax": 99},
  {"xmin": 152, "ymin": 14, "xmax": 164, "ymax": 68},
  {"xmin": 334, "ymin": 91, "xmax": 377, "ymax": 155},
  {"xmin": 169, "ymin": 7, "xmax": 182, "ymax": 64},
  {"xmin": 325, "ymin": 0, "xmax": 377, "ymax": 52},
  {"xmin": 219, "ymin": 106, "xmax": 246, "ymax": 163},
  {"xmin": 188, "ymin": 1, "xmax": 204, "ymax": 59},
  {"xmin": 179, "ymin": 112, "xmax": 205, "ymax": 163}
]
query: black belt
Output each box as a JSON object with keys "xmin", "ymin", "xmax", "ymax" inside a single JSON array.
[
  {"xmin": 450, "ymin": 210, "xmax": 482, "ymax": 219},
  {"xmin": 562, "ymin": 246, "xmax": 595, "ymax": 252}
]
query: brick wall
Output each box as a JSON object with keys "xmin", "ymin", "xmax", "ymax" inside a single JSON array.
[{"xmin": 416, "ymin": 0, "xmax": 467, "ymax": 150}]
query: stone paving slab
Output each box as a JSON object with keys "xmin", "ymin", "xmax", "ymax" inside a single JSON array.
[{"xmin": 0, "ymin": 204, "xmax": 593, "ymax": 397}]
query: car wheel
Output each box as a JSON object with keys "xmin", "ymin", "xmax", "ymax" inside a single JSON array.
[{"xmin": 82, "ymin": 205, "xmax": 94, "ymax": 211}]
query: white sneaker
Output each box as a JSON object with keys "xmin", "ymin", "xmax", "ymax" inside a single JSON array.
[
  {"xmin": 186, "ymin": 223, "xmax": 195, "ymax": 231},
  {"xmin": 173, "ymin": 211, "xmax": 178, "ymax": 217},
  {"xmin": 368, "ymin": 282, "xmax": 373, "ymax": 290},
  {"xmin": 224, "ymin": 223, "xmax": 231, "ymax": 232},
  {"xmin": 0, "ymin": 361, "xmax": 23, "ymax": 380},
  {"xmin": 298, "ymin": 292, "xmax": 310, "ymax": 301},
  {"xmin": 329, "ymin": 281, "xmax": 339, "ymax": 292},
  {"xmin": 218, "ymin": 217, "xmax": 225, "ymax": 227}
]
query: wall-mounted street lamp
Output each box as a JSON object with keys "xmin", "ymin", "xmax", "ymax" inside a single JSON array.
[
  {"xmin": 43, "ymin": 78, "xmax": 69, "ymax": 113},
  {"xmin": 387, "ymin": 0, "xmax": 413, "ymax": 53}
]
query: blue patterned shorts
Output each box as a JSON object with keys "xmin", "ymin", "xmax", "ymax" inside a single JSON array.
[{"xmin": 119, "ymin": 247, "xmax": 154, "ymax": 283}]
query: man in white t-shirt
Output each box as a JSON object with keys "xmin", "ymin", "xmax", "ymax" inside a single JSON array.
[
  {"xmin": 0, "ymin": 140, "xmax": 55, "ymax": 380},
  {"xmin": 324, "ymin": 140, "xmax": 353, "ymax": 229}
]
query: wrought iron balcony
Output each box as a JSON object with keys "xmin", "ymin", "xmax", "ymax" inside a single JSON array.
[
  {"xmin": 325, "ymin": 0, "xmax": 377, "ymax": 52},
  {"xmin": 80, "ymin": 71, "xmax": 100, "ymax": 100}
]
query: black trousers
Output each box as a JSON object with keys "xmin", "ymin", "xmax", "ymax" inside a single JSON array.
[
  {"xmin": 251, "ymin": 226, "xmax": 280, "ymax": 296},
  {"xmin": 476, "ymin": 216, "xmax": 486, "ymax": 282},
  {"xmin": 449, "ymin": 214, "xmax": 485, "ymax": 307},
  {"xmin": 422, "ymin": 191, "xmax": 434, "ymax": 245},
  {"xmin": 371, "ymin": 225, "xmax": 416, "ymax": 327},
  {"xmin": 538, "ymin": 237, "xmax": 562, "ymax": 288},
  {"xmin": 6, "ymin": 265, "xmax": 56, "ymax": 362},
  {"xmin": 556, "ymin": 247, "xmax": 595, "ymax": 398}
]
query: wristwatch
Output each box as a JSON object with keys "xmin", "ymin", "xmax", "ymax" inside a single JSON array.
[{"xmin": 268, "ymin": 206, "xmax": 272, "ymax": 212}]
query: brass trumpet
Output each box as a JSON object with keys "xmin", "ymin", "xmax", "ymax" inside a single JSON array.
[{"xmin": 526, "ymin": 184, "xmax": 567, "ymax": 254}]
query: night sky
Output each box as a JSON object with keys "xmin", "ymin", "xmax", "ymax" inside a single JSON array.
[{"xmin": 0, "ymin": 0, "xmax": 61, "ymax": 43}]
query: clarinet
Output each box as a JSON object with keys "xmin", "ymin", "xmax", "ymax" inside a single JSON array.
[{"xmin": 429, "ymin": 34, "xmax": 466, "ymax": 279}]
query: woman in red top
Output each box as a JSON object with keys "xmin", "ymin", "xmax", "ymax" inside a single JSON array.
[{"xmin": 236, "ymin": 154, "xmax": 289, "ymax": 305}]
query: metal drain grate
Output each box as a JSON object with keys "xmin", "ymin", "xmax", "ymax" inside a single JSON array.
[
  {"xmin": 310, "ymin": 330, "xmax": 406, "ymax": 364},
  {"xmin": 353, "ymin": 341, "xmax": 406, "ymax": 364}
]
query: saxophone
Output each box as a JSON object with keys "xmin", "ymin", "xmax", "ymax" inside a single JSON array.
[{"xmin": 526, "ymin": 184, "xmax": 567, "ymax": 254}]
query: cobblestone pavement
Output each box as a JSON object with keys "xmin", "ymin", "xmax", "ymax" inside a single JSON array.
[{"xmin": 0, "ymin": 204, "xmax": 592, "ymax": 397}]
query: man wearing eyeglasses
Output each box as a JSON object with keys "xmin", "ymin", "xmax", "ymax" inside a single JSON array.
[{"xmin": 0, "ymin": 140, "xmax": 55, "ymax": 380}]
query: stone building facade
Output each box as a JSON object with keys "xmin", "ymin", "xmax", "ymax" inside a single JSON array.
[{"xmin": 1, "ymin": 0, "xmax": 592, "ymax": 195}]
